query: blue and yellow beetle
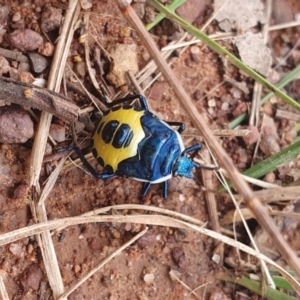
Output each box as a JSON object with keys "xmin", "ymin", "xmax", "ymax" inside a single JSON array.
[{"xmin": 69, "ymin": 94, "xmax": 216, "ymax": 198}]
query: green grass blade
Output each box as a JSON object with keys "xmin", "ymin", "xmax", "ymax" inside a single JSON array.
[
  {"xmin": 145, "ymin": 0, "xmax": 186, "ymax": 31},
  {"xmin": 243, "ymin": 140, "xmax": 300, "ymax": 179},
  {"xmin": 229, "ymin": 65, "xmax": 300, "ymax": 129},
  {"xmin": 272, "ymin": 276, "xmax": 294, "ymax": 290},
  {"xmin": 146, "ymin": 0, "xmax": 300, "ymax": 112},
  {"xmin": 235, "ymin": 276, "xmax": 297, "ymax": 300}
]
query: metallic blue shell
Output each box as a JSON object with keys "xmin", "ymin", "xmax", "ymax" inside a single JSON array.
[{"xmin": 117, "ymin": 112, "xmax": 184, "ymax": 182}]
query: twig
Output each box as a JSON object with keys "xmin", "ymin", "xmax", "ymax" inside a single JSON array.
[
  {"xmin": 0, "ymin": 47, "xmax": 29, "ymax": 63},
  {"xmin": 0, "ymin": 77, "xmax": 79, "ymax": 122},
  {"xmin": 275, "ymin": 109, "xmax": 300, "ymax": 121}
]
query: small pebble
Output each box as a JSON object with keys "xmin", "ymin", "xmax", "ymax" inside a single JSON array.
[
  {"xmin": 38, "ymin": 42, "xmax": 54, "ymax": 56},
  {"xmin": 74, "ymin": 265, "xmax": 81, "ymax": 274},
  {"xmin": 75, "ymin": 61, "xmax": 86, "ymax": 78},
  {"xmin": 264, "ymin": 172, "xmax": 275, "ymax": 183},
  {"xmin": 119, "ymin": 26, "xmax": 131, "ymax": 37},
  {"xmin": 27, "ymin": 244, "xmax": 34, "ymax": 255},
  {"xmin": 178, "ymin": 194, "xmax": 185, "ymax": 202},
  {"xmin": 12, "ymin": 12, "xmax": 21, "ymax": 22},
  {"xmin": 171, "ymin": 247, "xmax": 186, "ymax": 270},
  {"xmin": 221, "ymin": 102, "xmax": 229, "ymax": 110},
  {"xmin": 212, "ymin": 253, "xmax": 220, "ymax": 264},
  {"xmin": 208, "ymin": 99, "xmax": 216, "ymax": 107},
  {"xmin": 112, "ymin": 230, "xmax": 121, "ymax": 239},
  {"xmin": 137, "ymin": 232, "xmax": 156, "ymax": 248},
  {"xmin": 9, "ymin": 243, "xmax": 24, "ymax": 256},
  {"xmin": 49, "ymin": 123, "xmax": 65, "ymax": 142},
  {"xmin": 144, "ymin": 6, "xmax": 156, "ymax": 23},
  {"xmin": 27, "ymin": 52, "xmax": 49, "ymax": 73},
  {"xmin": 143, "ymin": 273, "xmax": 154, "ymax": 284},
  {"xmin": 80, "ymin": 0, "xmax": 93, "ymax": 10},
  {"xmin": 142, "ymin": 49, "xmax": 150, "ymax": 61},
  {"xmin": 209, "ymin": 291, "xmax": 230, "ymax": 300},
  {"xmin": 230, "ymin": 87, "xmax": 242, "ymax": 99},
  {"xmin": 132, "ymin": 3, "xmax": 145, "ymax": 19},
  {"xmin": 190, "ymin": 46, "xmax": 200, "ymax": 54}
]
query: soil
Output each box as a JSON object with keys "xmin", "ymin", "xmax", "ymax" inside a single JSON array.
[{"xmin": 0, "ymin": 0, "xmax": 300, "ymax": 299}]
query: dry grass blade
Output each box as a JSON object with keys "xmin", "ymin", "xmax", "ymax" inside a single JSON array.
[
  {"xmin": 248, "ymin": 0, "xmax": 272, "ymax": 126},
  {"xmin": 221, "ymin": 185, "xmax": 300, "ymax": 204},
  {"xmin": 58, "ymin": 228, "xmax": 148, "ymax": 299},
  {"xmin": 38, "ymin": 157, "xmax": 67, "ymax": 206},
  {"xmin": 1, "ymin": 213, "xmax": 300, "ymax": 292},
  {"xmin": 169, "ymin": 270, "xmax": 201, "ymax": 299},
  {"xmin": 201, "ymin": 149, "xmax": 223, "ymax": 265},
  {"xmin": 116, "ymin": 0, "xmax": 300, "ymax": 279},
  {"xmin": 0, "ymin": 275, "xmax": 9, "ymax": 300},
  {"xmin": 27, "ymin": 1, "xmax": 81, "ymax": 298}
]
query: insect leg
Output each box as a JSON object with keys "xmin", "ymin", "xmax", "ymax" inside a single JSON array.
[
  {"xmin": 103, "ymin": 94, "xmax": 149, "ymax": 110},
  {"xmin": 163, "ymin": 181, "xmax": 168, "ymax": 199},
  {"xmin": 183, "ymin": 144, "xmax": 219, "ymax": 170},
  {"xmin": 182, "ymin": 144, "xmax": 202, "ymax": 157},
  {"xmin": 166, "ymin": 121, "xmax": 185, "ymax": 133},
  {"xmin": 141, "ymin": 182, "xmax": 151, "ymax": 196},
  {"xmin": 58, "ymin": 146, "xmax": 116, "ymax": 179}
]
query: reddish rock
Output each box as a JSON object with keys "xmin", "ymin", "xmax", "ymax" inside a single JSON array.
[
  {"xmin": 176, "ymin": 0, "xmax": 206, "ymax": 23},
  {"xmin": 171, "ymin": 247, "xmax": 186, "ymax": 270},
  {"xmin": 0, "ymin": 106, "xmax": 34, "ymax": 143},
  {"xmin": 7, "ymin": 29, "xmax": 43, "ymax": 51},
  {"xmin": 41, "ymin": 7, "xmax": 62, "ymax": 32},
  {"xmin": 21, "ymin": 264, "xmax": 43, "ymax": 290}
]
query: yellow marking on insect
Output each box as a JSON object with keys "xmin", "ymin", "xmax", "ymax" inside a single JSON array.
[{"xmin": 93, "ymin": 108, "xmax": 146, "ymax": 172}]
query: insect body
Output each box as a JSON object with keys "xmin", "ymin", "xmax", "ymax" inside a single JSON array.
[{"xmin": 70, "ymin": 94, "xmax": 216, "ymax": 198}]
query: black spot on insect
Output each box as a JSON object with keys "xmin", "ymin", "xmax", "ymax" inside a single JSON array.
[
  {"xmin": 92, "ymin": 148, "xmax": 98, "ymax": 158},
  {"xmin": 105, "ymin": 164, "xmax": 113, "ymax": 173},
  {"xmin": 102, "ymin": 120, "xmax": 119, "ymax": 143},
  {"xmin": 123, "ymin": 130, "xmax": 133, "ymax": 148},
  {"xmin": 96, "ymin": 156, "xmax": 104, "ymax": 167},
  {"xmin": 112, "ymin": 123, "xmax": 131, "ymax": 148},
  {"xmin": 133, "ymin": 106, "xmax": 143, "ymax": 112},
  {"xmin": 111, "ymin": 106, "xmax": 122, "ymax": 112}
]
